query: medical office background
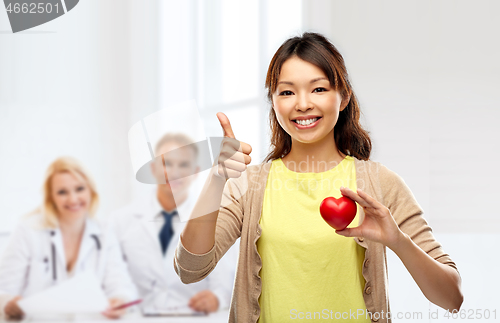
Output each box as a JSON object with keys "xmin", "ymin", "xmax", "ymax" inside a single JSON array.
[{"xmin": 0, "ymin": 0, "xmax": 499, "ymax": 321}]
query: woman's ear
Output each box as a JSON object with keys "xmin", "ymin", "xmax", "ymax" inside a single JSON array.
[{"xmin": 340, "ymin": 94, "xmax": 351, "ymax": 111}]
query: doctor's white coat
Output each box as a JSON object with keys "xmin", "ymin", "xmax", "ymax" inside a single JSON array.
[
  {"xmin": 110, "ymin": 193, "xmax": 238, "ymax": 311},
  {"xmin": 0, "ymin": 213, "xmax": 138, "ymax": 317}
]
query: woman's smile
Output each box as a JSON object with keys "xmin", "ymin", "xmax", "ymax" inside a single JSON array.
[
  {"xmin": 291, "ymin": 116, "xmax": 322, "ymax": 129},
  {"xmin": 64, "ymin": 202, "xmax": 86, "ymax": 212}
]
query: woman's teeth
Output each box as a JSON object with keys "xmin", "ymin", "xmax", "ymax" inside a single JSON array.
[
  {"xmin": 295, "ymin": 117, "xmax": 319, "ymax": 126},
  {"xmin": 66, "ymin": 205, "xmax": 83, "ymax": 211}
]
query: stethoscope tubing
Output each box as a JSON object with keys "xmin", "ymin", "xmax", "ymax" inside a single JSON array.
[{"xmin": 50, "ymin": 232, "xmax": 101, "ymax": 281}]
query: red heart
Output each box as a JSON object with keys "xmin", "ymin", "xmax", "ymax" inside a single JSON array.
[{"xmin": 319, "ymin": 196, "xmax": 357, "ymax": 231}]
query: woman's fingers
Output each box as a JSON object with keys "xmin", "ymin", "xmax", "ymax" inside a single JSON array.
[
  {"xmin": 221, "ymin": 150, "xmax": 251, "ymax": 165},
  {"xmin": 221, "ymin": 137, "xmax": 251, "ymax": 155},
  {"xmin": 102, "ymin": 309, "xmax": 125, "ymax": 319},
  {"xmin": 218, "ymin": 158, "xmax": 247, "ymax": 173},
  {"xmin": 340, "ymin": 186, "xmax": 381, "ymax": 210},
  {"xmin": 188, "ymin": 290, "xmax": 219, "ymax": 314},
  {"xmin": 336, "ymin": 186, "xmax": 401, "ymax": 245},
  {"xmin": 102, "ymin": 298, "xmax": 126, "ymax": 319},
  {"xmin": 335, "ymin": 227, "xmax": 359, "ymax": 238},
  {"xmin": 216, "ymin": 112, "xmax": 254, "ymax": 157},
  {"xmin": 339, "ymin": 186, "xmax": 370, "ymax": 208},
  {"xmin": 220, "ymin": 144, "xmax": 252, "ymax": 164},
  {"xmin": 215, "ymin": 113, "xmax": 252, "ymax": 180},
  {"xmin": 5, "ymin": 296, "xmax": 24, "ymax": 319},
  {"xmin": 220, "ymin": 137, "xmax": 241, "ymax": 152},
  {"xmin": 356, "ymin": 188, "xmax": 384, "ymax": 210},
  {"xmin": 240, "ymin": 141, "xmax": 252, "ymax": 155},
  {"xmin": 217, "ymin": 165, "xmax": 244, "ymax": 178}
]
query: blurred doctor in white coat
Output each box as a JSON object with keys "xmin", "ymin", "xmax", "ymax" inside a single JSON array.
[
  {"xmin": 111, "ymin": 133, "xmax": 236, "ymax": 314},
  {"xmin": 0, "ymin": 157, "xmax": 138, "ymax": 320}
]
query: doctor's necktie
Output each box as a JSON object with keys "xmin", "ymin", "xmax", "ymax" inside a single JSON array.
[{"xmin": 159, "ymin": 210, "xmax": 177, "ymax": 255}]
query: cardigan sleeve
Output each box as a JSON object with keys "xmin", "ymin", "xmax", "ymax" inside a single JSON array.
[
  {"xmin": 174, "ymin": 175, "xmax": 245, "ymax": 284},
  {"xmin": 377, "ymin": 164, "xmax": 459, "ymax": 273}
]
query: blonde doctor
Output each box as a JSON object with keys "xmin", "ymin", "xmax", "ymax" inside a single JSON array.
[{"xmin": 0, "ymin": 157, "xmax": 138, "ymax": 320}]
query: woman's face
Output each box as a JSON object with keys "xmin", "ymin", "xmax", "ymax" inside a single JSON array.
[
  {"xmin": 272, "ymin": 56, "xmax": 346, "ymax": 145},
  {"xmin": 51, "ymin": 172, "xmax": 91, "ymax": 222}
]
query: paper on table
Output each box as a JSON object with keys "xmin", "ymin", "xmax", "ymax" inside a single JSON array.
[
  {"xmin": 141, "ymin": 290, "xmax": 204, "ymax": 316},
  {"xmin": 142, "ymin": 304, "xmax": 205, "ymax": 317},
  {"xmin": 18, "ymin": 271, "xmax": 108, "ymax": 314}
]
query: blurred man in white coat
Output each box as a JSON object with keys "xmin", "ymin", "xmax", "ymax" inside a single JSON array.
[{"xmin": 111, "ymin": 133, "xmax": 236, "ymax": 314}]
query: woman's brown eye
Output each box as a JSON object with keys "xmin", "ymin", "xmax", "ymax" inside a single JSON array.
[{"xmin": 280, "ymin": 91, "xmax": 293, "ymax": 96}]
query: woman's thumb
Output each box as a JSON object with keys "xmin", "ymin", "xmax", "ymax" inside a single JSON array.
[
  {"xmin": 216, "ymin": 112, "xmax": 235, "ymax": 138},
  {"xmin": 335, "ymin": 227, "xmax": 355, "ymax": 237}
]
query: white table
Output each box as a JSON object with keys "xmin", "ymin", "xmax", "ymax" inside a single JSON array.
[{"xmin": 14, "ymin": 310, "xmax": 230, "ymax": 323}]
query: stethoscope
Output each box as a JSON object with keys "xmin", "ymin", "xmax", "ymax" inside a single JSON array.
[{"xmin": 48, "ymin": 231, "xmax": 101, "ymax": 281}]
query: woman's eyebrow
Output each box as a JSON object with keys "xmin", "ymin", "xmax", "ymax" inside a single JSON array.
[{"xmin": 278, "ymin": 77, "xmax": 328, "ymax": 85}]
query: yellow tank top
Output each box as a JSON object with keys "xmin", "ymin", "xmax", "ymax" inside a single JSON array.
[{"xmin": 257, "ymin": 156, "xmax": 370, "ymax": 322}]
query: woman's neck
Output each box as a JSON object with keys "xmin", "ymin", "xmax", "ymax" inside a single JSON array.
[
  {"xmin": 58, "ymin": 216, "xmax": 86, "ymax": 237},
  {"xmin": 282, "ymin": 135, "xmax": 346, "ymax": 173}
]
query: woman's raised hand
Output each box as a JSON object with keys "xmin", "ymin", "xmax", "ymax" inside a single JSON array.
[{"xmin": 215, "ymin": 112, "xmax": 252, "ymax": 179}]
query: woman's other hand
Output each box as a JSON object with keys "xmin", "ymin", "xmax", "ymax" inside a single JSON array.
[
  {"xmin": 214, "ymin": 112, "xmax": 252, "ymax": 180},
  {"xmin": 102, "ymin": 298, "xmax": 127, "ymax": 319},
  {"xmin": 188, "ymin": 290, "xmax": 219, "ymax": 314},
  {"xmin": 335, "ymin": 186, "xmax": 406, "ymax": 250},
  {"xmin": 4, "ymin": 296, "xmax": 24, "ymax": 320}
]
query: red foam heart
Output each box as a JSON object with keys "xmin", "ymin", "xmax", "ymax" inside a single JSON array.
[{"xmin": 319, "ymin": 196, "xmax": 357, "ymax": 231}]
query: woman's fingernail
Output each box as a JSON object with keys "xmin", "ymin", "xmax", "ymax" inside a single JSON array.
[{"xmin": 340, "ymin": 186, "xmax": 344, "ymax": 190}]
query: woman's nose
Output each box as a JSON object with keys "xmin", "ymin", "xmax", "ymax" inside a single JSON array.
[
  {"xmin": 295, "ymin": 93, "xmax": 312, "ymax": 112},
  {"xmin": 68, "ymin": 192, "xmax": 79, "ymax": 203}
]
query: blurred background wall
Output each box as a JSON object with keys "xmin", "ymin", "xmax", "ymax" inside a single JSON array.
[{"xmin": 0, "ymin": 0, "xmax": 498, "ymax": 321}]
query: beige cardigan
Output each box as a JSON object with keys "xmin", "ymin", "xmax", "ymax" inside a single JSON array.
[{"xmin": 174, "ymin": 158, "xmax": 459, "ymax": 323}]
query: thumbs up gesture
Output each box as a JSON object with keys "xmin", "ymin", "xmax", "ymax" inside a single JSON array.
[{"xmin": 215, "ymin": 112, "xmax": 253, "ymax": 179}]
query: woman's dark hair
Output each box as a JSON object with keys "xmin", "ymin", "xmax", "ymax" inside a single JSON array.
[{"xmin": 263, "ymin": 32, "xmax": 372, "ymax": 162}]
